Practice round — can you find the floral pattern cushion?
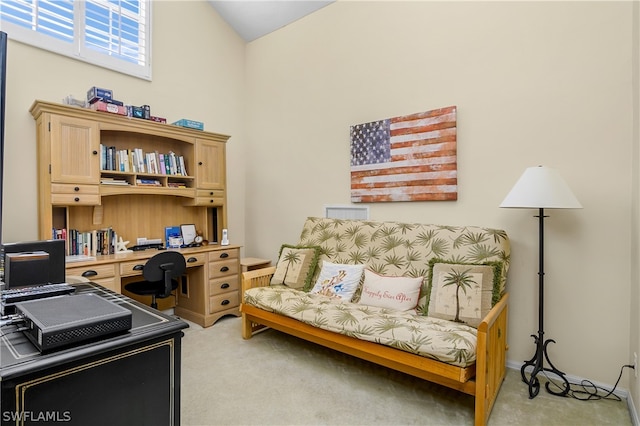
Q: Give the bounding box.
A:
[297,217,510,315]
[244,286,479,367]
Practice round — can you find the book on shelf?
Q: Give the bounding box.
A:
[167,182,187,188]
[159,153,167,174]
[136,178,161,186]
[52,226,117,256]
[100,177,130,185]
[100,144,188,177]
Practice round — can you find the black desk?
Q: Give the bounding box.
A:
[0,283,189,426]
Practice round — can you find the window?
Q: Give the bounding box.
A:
[0,0,151,80]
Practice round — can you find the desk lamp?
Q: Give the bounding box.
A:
[500,165,582,399]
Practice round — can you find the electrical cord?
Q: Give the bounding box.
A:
[0,313,27,338]
[0,313,25,328]
[542,364,633,402]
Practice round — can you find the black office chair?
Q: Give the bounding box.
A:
[124,251,186,309]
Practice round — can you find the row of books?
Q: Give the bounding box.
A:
[101,177,190,188]
[100,144,189,176]
[52,227,118,256]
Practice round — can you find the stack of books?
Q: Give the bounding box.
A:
[100,177,129,185]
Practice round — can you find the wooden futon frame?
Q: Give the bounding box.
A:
[241,266,509,426]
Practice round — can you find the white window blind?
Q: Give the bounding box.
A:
[0,0,151,80]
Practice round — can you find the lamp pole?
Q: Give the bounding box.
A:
[520,207,570,398]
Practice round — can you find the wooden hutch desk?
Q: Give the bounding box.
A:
[30,100,239,327]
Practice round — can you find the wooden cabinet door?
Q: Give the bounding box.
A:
[49,114,100,184]
[195,139,225,190]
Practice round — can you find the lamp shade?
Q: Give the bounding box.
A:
[500,166,582,209]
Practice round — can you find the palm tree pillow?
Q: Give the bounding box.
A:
[427,259,503,328]
[270,244,321,290]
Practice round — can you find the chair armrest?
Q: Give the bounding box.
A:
[241,266,277,294]
[478,292,508,332]
[475,292,509,426]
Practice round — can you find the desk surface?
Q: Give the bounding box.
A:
[0,282,189,380]
[65,244,241,268]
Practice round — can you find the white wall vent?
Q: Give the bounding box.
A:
[324,205,369,220]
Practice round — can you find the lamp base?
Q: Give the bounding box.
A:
[521,332,570,399]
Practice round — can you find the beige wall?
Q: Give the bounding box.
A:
[244,0,638,396]
[2,1,247,248]
[631,0,640,416]
[3,0,639,411]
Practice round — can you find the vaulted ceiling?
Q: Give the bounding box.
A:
[208,1,334,42]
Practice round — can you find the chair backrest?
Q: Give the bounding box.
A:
[143,251,186,297]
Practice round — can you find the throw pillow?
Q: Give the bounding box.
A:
[270,244,321,290]
[426,259,503,328]
[310,261,365,301]
[358,269,423,311]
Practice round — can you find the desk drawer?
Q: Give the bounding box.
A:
[183,252,206,266]
[209,292,239,314]
[51,184,100,205]
[91,277,119,293]
[120,259,148,277]
[209,259,239,278]
[209,248,239,262]
[209,275,239,296]
[67,263,116,280]
[52,184,100,194]
[51,193,101,206]
[194,190,225,206]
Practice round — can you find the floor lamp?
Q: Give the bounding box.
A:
[500,165,582,399]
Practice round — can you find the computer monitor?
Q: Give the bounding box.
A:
[2,239,66,288]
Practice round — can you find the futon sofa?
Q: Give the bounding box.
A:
[241,217,510,426]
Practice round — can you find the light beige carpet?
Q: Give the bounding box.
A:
[180,316,632,426]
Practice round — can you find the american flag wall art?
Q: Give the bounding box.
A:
[350,106,457,203]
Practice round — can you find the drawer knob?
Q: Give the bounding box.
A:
[187,257,197,263]
[74,197,80,202]
[133,264,144,271]
[221,299,230,306]
[74,186,80,192]
[221,283,230,289]
[209,191,214,196]
[92,150,98,155]
[198,161,203,166]
[220,253,229,258]
[220,266,229,272]
[81,270,97,277]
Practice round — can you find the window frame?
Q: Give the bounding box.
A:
[0,0,152,80]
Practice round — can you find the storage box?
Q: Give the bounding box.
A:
[128,106,145,119]
[87,86,113,104]
[172,119,204,131]
[90,101,127,116]
[150,116,167,124]
[126,105,151,120]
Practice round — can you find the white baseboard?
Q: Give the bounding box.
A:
[629,393,639,426]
